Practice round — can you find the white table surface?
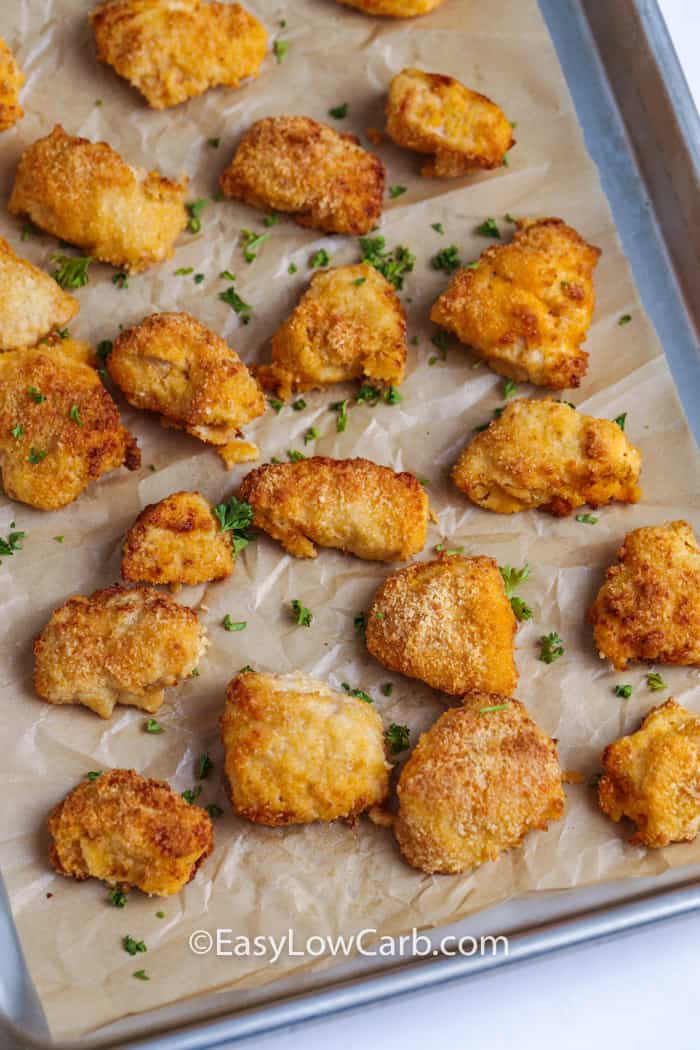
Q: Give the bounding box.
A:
[223,4,700,1048]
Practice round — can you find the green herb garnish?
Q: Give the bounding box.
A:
[291,599,313,626]
[51,253,92,289]
[385,723,410,753]
[539,632,565,664]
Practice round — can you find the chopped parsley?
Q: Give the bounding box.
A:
[186,199,208,233]
[181,786,202,805]
[28,447,47,464]
[341,682,372,703]
[329,102,349,119]
[197,753,213,779]
[502,153,509,166]
[479,702,510,715]
[576,513,598,525]
[53,535,64,543]
[96,340,113,361]
[499,561,531,617]
[86,771,103,780]
[385,723,410,753]
[646,671,666,692]
[268,397,284,413]
[431,245,461,275]
[389,185,407,199]
[51,253,92,289]
[505,213,517,224]
[220,270,236,281]
[352,277,366,286]
[208,137,221,149]
[288,262,298,274]
[331,398,349,432]
[503,379,518,399]
[206,804,224,819]
[222,615,247,632]
[435,543,464,556]
[431,330,449,360]
[614,413,627,430]
[614,684,633,699]
[476,218,501,239]
[354,612,367,636]
[112,271,128,289]
[10,424,24,439]
[68,404,83,426]
[431,222,444,234]
[263,214,278,227]
[304,426,319,445]
[144,719,164,734]
[539,632,565,664]
[380,682,394,697]
[618,314,632,326]
[194,273,205,284]
[219,284,251,322]
[287,449,305,461]
[56,327,69,339]
[123,935,147,956]
[310,248,330,269]
[273,39,289,63]
[292,398,306,411]
[240,228,270,263]
[474,406,504,432]
[290,599,313,627]
[0,530,25,561]
[359,236,415,290]
[133,970,150,981]
[213,496,255,557]
[108,889,127,908]
[28,386,46,403]
[21,220,38,241]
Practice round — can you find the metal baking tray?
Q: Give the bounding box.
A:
[2,0,699,1046]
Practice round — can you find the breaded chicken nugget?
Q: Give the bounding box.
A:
[366,555,518,696]
[598,699,700,848]
[238,456,428,561]
[452,398,642,515]
[90,0,267,109]
[386,68,514,177]
[48,769,213,896]
[0,37,23,131]
[107,312,264,461]
[430,218,601,389]
[8,125,187,272]
[257,263,406,398]
[588,521,700,671]
[219,116,385,235]
[338,0,445,14]
[34,585,207,718]
[221,671,390,826]
[122,490,234,586]
[0,235,79,351]
[0,338,139,511]
[395,695,564,874]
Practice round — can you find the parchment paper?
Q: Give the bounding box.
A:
[2,0,700,1040]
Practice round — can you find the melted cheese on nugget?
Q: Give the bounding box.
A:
[0,235,79,350]
[0,37,23,131]
[338,0,445,14]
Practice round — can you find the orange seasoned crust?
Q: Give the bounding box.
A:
[366,555,518,696]
[237,456,428,561]
[338,0,445,14]
[430,218,601,389]
[8,125,187,271]
[386,68,514,176]
[90,0,267,109]
[0,235,79,350]
[0,37,23,131]
[220,116,385,235]
[34,585,208,718]
[598,699,700,848]
[0,338,139,511]
[395,695,565,874]
[221,671,390,826]
[588,521,700,671]
[452,398,642,515]
[48,769,213,896]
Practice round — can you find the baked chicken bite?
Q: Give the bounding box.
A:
[34,585,207,718]
[337,0,445,14]
[90,0,267,110]
[386,68,514,177]
[49,769,213,896]
[395,695,565,874]
[588,521,700,671]
[598,699,700,848]
[256,263,406,398]
[219,116,385,235]
[0,235,79,351]
[8,125,187,272]
[452,398,642,515]
[0,338,139,511]
[430,218,601,389]
[107,312,264,464]
[221,671,390,826]
[366,555,518,695]
[0,37,23,131]
[122,490,235,586]
[237,456,428,561]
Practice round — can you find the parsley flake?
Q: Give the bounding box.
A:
[123,935,147,956]
[646,672,666,692]
[503,379,518,399]
[186,199,208,233]
[51,253,92,289]
[287,449,305,461]
[389,185,407,199]
[303,426,319,445]
[359,236,415,290]
[133,970,150,981]
[291,599,313,626]
[385,723,410,754]
[539,632,565,664]
[10,424,24,439]
[206,804,224,819]
[219,285,251,322]
[273,39,289,63]
[479,702,510,715]
[614,684,633,699]
[380,682,394,697]
[292,398,306,411]
[86,771,103,780]
[614,413,627,430]
[476,218,501,239]
[618,314,632,326]
[431,245,461,275]
[144,719,164,734]
[310,248,330,269]
[68,404,83,426]
[222,615,247,632]
[208,137,220,149]
[329,103,349,119]
[213,496,255,557]
[341,682,372,703]
[240,228,270,263]
[576,513,598,525]
[108,889,127,908]
[28,386,46,403]
[431,222,444,234]
[28,447,47,464]
[112,271,128,289]
[0,530,25,561]
[197,753,213,779]
[181,786,202,805]
[354,613,367,636]
[268,397,284,414]
[331,398,349,432]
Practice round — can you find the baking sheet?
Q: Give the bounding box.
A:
[2,0,700,1041]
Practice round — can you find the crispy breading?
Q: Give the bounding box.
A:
[122,490,234,586]
[256,264,406,397]
[395,694,565,874]
[386,68,514,177]
[237,456,428,561]
[0,235,79,351]
[8,125,187,272]
[90,0,267,109]
[338,0,445,14]
[0,37,23,131]
[221,671,390,826]
[219,116,385,235]
[48,769,213,896]
[366,555,518,695]
[430,218,601,389]
[452,398,642,515]
[0,338,139,511]
[598,699,700,848]
[107,312,265,453]
[588,521,700,671]
[34,585,208,718]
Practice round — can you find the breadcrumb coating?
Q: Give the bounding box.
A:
[430,218,601,389]
[0,235,79,351]
[0,37,23,131]
[588,521,700,671]
[338,0,445,14]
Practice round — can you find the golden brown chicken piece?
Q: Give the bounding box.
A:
[452,398,642,515]
[221,671,390,826]
[90,0,267,109]
[0,37,23,131]
[430,218,601,389]
[8,125,187,272]
[238,456,428,561]
[257,264,406,398]
[219,116,385,235]
[395,694,564,874]
[598,699,700,847]
[366,555,518,695]
[588,521,700,671]
[338,0,444,14]
[122,490,234,586]
[0,235,79,351]
[386,68,514,177]
[34,585,208,718]
[48,769,213,896]
[107,312,264,462]
[0,338,139,511]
